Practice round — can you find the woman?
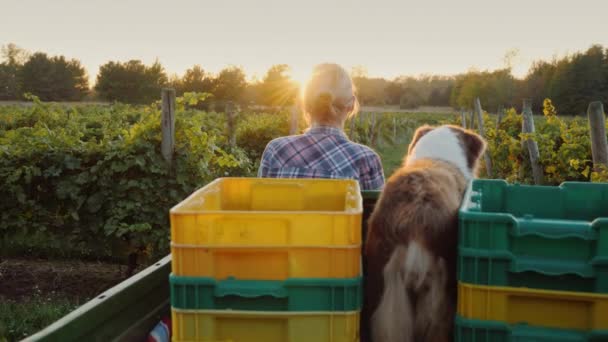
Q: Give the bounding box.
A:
[258,63,385,190]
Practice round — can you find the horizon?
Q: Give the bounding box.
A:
[2,0,608,83]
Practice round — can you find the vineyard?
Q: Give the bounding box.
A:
[0,94,446,267]
[2,95,608,264]
[466,99,608,184]
[0,95,605,266]
[1,94,608,340]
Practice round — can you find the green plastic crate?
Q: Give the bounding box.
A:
[458,179,608,293]
[170,274,362,311]
[455,316,608,342]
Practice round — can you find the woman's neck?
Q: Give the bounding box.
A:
[311,121,344,130]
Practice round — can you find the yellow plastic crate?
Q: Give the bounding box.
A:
[170,178,362,279]
[171,245,360,279]
[458,282,608,331]
[171,309,360,342]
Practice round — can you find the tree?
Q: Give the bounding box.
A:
[20,52,55,100]
[0,63,20,100]
[353,77,388,106]
[399,87,423,109]
[428,87,452,106]
[449,69,516,110]
[19,52,88,101]
[524,61,556,113]
[258,64,298,107]
[385,81,403,105]
[212,66,247,105]
[1,43,29,65]
[350,65,368,79]
[50,56,88,100]
[0,44,28,100]
[549,46,606,115]
[95,60,167,104]
[178,65,214,95]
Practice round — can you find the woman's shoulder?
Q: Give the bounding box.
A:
[266,134,304,148]
[263,134,310,156]
[345,141,382,160]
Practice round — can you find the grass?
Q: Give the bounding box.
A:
[371,111,456,178]
[377,140,408,178]
[0,296,80,341]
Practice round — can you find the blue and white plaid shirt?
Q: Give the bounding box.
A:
[257,126,385,190]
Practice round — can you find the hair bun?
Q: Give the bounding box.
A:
[312,92,336,117]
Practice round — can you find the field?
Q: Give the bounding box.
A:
[0,96,606,340]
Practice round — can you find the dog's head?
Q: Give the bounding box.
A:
[405,124,486,178]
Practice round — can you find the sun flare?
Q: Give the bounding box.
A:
[288,65,312,88]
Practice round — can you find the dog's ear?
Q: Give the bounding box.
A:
[408,125,434,155]
[459,129,486,169]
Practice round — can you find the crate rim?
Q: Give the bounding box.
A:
[171,308,360,316]
[170,242,361,249]
[170,177,364,215]
[459,281,608,300]
[458,179,608,231]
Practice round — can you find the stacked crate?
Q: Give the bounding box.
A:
[169,178,363,342]
[456,179,608,341]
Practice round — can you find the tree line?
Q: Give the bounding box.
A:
[1,43,607,114]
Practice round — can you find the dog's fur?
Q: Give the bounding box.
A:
[362,124,486,342]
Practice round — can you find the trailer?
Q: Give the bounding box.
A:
[25,191,380,342]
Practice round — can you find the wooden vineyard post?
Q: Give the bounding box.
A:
[290,105,299,135]
[474,97,493,177]
[469,109,476,130]
[496,105,504,129]
[393,116,397,141]
[358,110,364,128]
[522,99,544,185]
[587,101,608,171]
[461,109,467,128]
[161,88,176,166]
[369,112,378,148]
[225,101,237,148]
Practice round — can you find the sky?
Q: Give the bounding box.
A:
[1,0,608,84]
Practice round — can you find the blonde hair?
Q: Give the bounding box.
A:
[301,63,359,126]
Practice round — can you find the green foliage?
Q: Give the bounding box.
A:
[470,98,607,185]
[175,92,213,110]
[0,96,250,262]
[0,63,20,100]
[450,68,517,111]
[0,44,28,101]
[1,43,29,65]
[236,109,291,167]
[212,66,247,105]
[352,76,388,105]
[390,75,454,107]
[548,45,608,115]
[257,64,298,107]
[0,296,79,341]
[172,66,215,110]
[175,65,215,96]
[524,61,556,113]
[94,60,168,104]
[18,52,88,101]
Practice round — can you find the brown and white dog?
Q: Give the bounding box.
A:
[362,124,486,342]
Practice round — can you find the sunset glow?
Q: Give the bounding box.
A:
[2,0,607,82]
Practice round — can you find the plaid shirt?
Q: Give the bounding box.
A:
[257,126,385,190]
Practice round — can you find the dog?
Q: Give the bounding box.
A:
[362,124,486,342]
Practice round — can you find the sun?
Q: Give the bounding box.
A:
[289,66,311,88]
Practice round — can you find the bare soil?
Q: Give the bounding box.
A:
[0,258,133,301]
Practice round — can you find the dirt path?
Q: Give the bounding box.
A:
[0,258,132,301]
